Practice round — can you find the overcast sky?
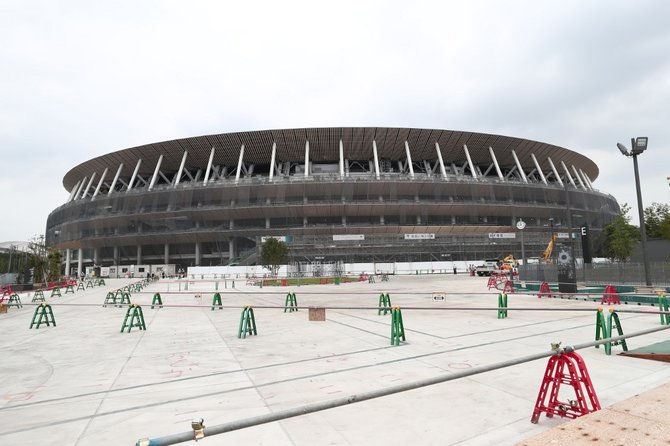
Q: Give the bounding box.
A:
[1,0,669,242]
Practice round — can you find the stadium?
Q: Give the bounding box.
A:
[45,127,620,274]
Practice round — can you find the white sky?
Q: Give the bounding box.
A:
[1,0,669,242]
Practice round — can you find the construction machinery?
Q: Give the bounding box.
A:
[541,235,558,263]
[500,254,518,271]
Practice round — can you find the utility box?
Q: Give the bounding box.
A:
[308,307,326,321]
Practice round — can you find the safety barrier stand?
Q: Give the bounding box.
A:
[659,292,669,326]
[119,292,131,306]
[76,281,85,291]
[601,285,620,305]
[538,281,551,298]
[502,280,514,294]
[96,278,106,286]
[32,289,45,303]
[30,303,56,329]
[211,292,223,311]
[7,293,22,308]
[121,304,146,332]
[497,293,508,319]
[378,293,392,315]
[284,292,298,312]
[390,306,405,346]
[50,287,61,298]
[486,276,498,289]
[238,306,257,339]
[86,280,94,289]
[64,283,75,294]
[531,343,600,423]
[151,292,163,309]
[595,307,627,355]
[103,292,117,307]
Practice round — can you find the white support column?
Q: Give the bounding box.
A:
[435,142,447,179]
[136,245,142,265]
[547,157,563,186]
[530,154,547,185]
[65,249,71,277]
[571,165,586,189]
[269,142,277,182]
[164,243,170,264]
[463,144,477,179]
[67,180,81,203]
[339,139,345,179]
[235,144,245,183]
[148,155,163,191]
[561,160,576,187]
[91,167,108,200]
[174,152,188,187]
[75,177,87,201]
[77,248,83,276]
[581,169,594,190]
[511,150,528,183]
[127,159,142,191]
[372,140,380,180]
[81,172,97,199]
[404,141,415,179]
[108,163,124,196]
[194,242,201,266]
[203,147,215,185]
[304,140,310,177]
[488,147,504,180]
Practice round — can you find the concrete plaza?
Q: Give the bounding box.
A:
[1,274,669,445]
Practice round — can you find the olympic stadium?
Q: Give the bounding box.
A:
[45,127,620,274]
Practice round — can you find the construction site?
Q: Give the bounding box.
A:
[1,273,670,445]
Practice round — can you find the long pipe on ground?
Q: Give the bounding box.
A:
[136,324,670,446]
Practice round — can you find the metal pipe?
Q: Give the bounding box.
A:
[137,324,670,446]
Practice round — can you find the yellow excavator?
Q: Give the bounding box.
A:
[500,254,518,271]
[541,235,558,263]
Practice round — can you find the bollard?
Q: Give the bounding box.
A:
[238,306,257,338]
[390,306,405,346]
[30,303,56,329]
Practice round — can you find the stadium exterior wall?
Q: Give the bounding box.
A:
[45,127,620,274]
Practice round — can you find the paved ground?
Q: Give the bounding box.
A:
[1,274,669,446]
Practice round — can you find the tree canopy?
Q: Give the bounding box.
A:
[644,202,670,240]
[260,238,289,276]
[602,204,640,262]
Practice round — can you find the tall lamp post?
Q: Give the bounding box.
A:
[617,137,651,286]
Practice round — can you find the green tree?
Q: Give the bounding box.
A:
[260,238,289,276]
[47,248,63,281]
[644,202,670,240]
[603,204,639,262]
[27,234,49,283]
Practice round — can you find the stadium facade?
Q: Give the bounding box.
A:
[45,127,620,274]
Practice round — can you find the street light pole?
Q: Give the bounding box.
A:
[617,137,651,286]
[632,151,652,286]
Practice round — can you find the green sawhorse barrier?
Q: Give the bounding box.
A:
[238,306,257,338]
[659,293,669,325]
[211,292,223,310]
[497,293,508,319]
[76,281,85,291]
[7,293,22,308]
[30,303,56,329]
[103,292,117,307]
[32,289,45,303]
[151,293,163,309]
[121,305,146,332]
[390,306,405,346]
[50,287,61,298]
[64,284,75,294]
[378,293,392,315]
[595,307,628,355]
[284,292,298,312]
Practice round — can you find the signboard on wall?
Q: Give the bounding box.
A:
[333,234,365,241]
[404,233,435,240]
[261,236,293,243]
[488,233,516,239]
